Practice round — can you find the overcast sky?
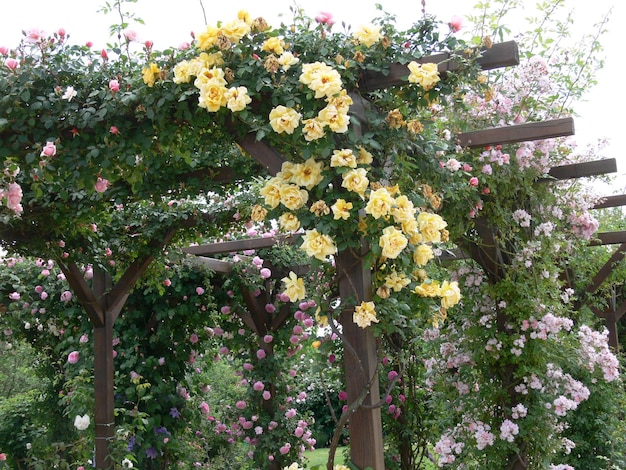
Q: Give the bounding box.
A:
[2,0,623,194]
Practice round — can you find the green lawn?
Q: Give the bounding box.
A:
[304,447,348,468]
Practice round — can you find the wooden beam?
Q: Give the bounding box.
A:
[237,133,286,176]
[191,256,233,273]
[593,194,626,209]
[585,243,626,294]
[590,232,626,246]
[183,234,298,256]
[360,41,519,91]
[457,117,575,148]
[548,158,617,180]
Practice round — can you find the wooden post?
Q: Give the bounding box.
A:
[93,268,115,468]
[336,243,385,470]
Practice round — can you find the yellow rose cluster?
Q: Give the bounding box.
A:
[413,279,462,325]
[407,61,441,91]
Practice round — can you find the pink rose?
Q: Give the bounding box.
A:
[67,351,80,364]
[123,30,138,42]
[109,79,119,92]
[109,126,119,135]
[94,176,109,193]
[199,401,210,415]
[163,279,171,287]
[0,46,8,55]
[57,28,66,38]
[178,42,190,50]
[40,141,57,157]
[79,334,89,343]
[469,176,479,187]
[190,333,199,344]
[60,291,72,302]
[8,292,20,300]
[7,183,23,214]
[196,287,205,295]
[101,49,108,60]
[315,11,335,25]
[449,15,463,32]
[144,40,153,49]
[85,41,93,48]
[0,453,6,461]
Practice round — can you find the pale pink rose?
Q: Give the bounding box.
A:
[199,401,210,415]
[449,15,463,32]
[469,176,479,186]
[79,334,89,343]
[178,42,190,50]
[8,292,20,300]
[67,351,80,364]
[256,349,266,360]
[235,400,246,410]
[4,57,18,70]
[260,267,271,279]
[25,29,44,42]
[163,279,171,287]
[90,224,97,232]
[109,79,119,92]
[315,11,335,25]
[57,28,66,38]
[196,287,205,295]
[109,126,119,135]
[60,291,72,302]
[94,176,109,193]
[0,46,8,55]
[7,183,23,214]
[40,142,57,157]
[123,30,138,42]
[189,333,199,344]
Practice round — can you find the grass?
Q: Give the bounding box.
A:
[304,447,348,468]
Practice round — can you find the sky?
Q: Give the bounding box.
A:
[1,0,623,195]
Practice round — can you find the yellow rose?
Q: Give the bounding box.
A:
[341,168,369,197]
[278,51,300,71]
[276,161,298,183]
[414,280,441,297]
[261,37,285,55]
[356,147,374,165]
[379,226,408,259]
[142,63,161,87]
[365,188,394,219]
[417,212,448,243]
[353,24,383,47]
[259,177,284,209]
[281,271,306,302]
[250,204,268,222]
[384,271,411,292]
[330,149,357,168]
[224,86,252,112]
[417,212,447,243]
[413,244,434,266]
[331,199,353,220]
[279,184,309,210]
[279,212,300,232]
[196,25,220,50]
[299,62,343,98]
[237,10,251,23]
[300,229,337,261]
[439,280,461,309]
[220,19,250,43]
[194,67,227,89]
[291,158,324,189]
[269,105,302,134]
[407,61,440,90]
[198,82,228,112]
[353,301,379,328]
[310,200,330,216]
[327,90,353,113]
[302,118,326,141]
[391,195,416,224]
[173,60,191,84]
[318,105,349,134]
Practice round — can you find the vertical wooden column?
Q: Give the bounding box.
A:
[93,268,115,469]
[337,243,385,469]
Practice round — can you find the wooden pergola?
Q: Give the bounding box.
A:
[60,36,624,469]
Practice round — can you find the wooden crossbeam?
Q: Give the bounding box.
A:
[548,158,617,180]
[456,117,575,148]
[360,41,519,91]
[591,232,626,246]
[593,194,626,209]
[183,234,297,256]
[585,243,626,295]
[237,133,286,176]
